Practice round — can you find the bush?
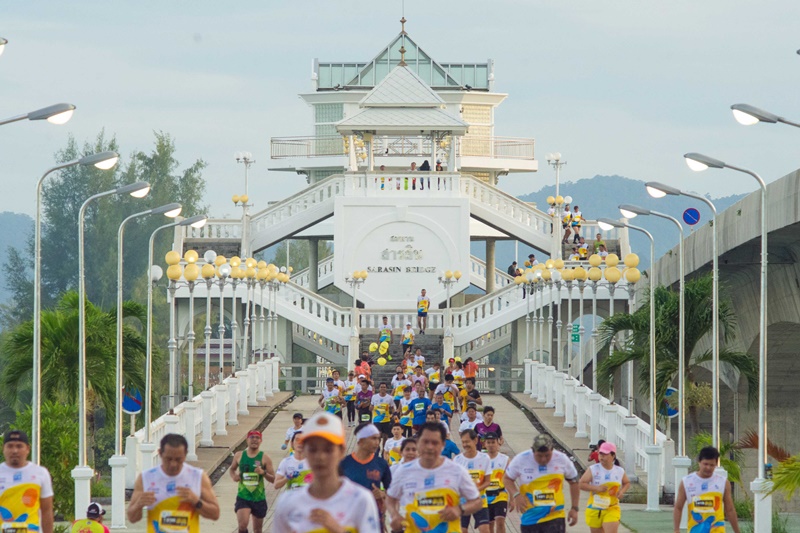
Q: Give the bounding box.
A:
[734,498,754,520]
[91,478,112,498]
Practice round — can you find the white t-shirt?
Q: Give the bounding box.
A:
[371,393,394,423]
[273,478,380,533]
[569,253,581,261]
[141,463,203,507]
[342,380,358,401]
[505,448,578,514]
[426,367,442,383]
[275,455,312,490]
[384,437,406,465]
[285,425,303,442]
[453,452,492,504]
[387,458,480,517]
[416,295,431,313]
[332,379,345,391]
[460,411,484,423]
[459,418,481,432]
[0,461,54,497]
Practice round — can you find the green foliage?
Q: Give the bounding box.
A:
[688,432,743,484]
[685,381,712,410]
[596,274,757,423]
[771,454,800,499]
[13,402,78,520]
[91,478,112,498]
[734,497,754,520]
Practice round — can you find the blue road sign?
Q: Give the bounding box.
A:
[122,387,143,415]
[659,386,679,418]
[683,208,701,226]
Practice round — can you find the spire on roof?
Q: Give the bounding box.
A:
[399,45,407,67]
[400,16,407,35]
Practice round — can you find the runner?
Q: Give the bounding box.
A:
[426,362,442,400]
[379,316,394,349]
[383,423,406,465]
[411,365,428,391]
[390,438,418,477]
[459,403,482,432]
[476,406,504,450]
[282,412,304,450]
[71,502,109,533]
[274,432,313,490]
[387,422,483,533]
[579,442,630,533]
[413,348,426,368]
[417,288,431,334]
[331,369,346,391]
[452,362,466,390]
[391,368,412,409]
[460,378,483,414]
[483,433,510,533]
[430,392,454,426]
[673,446,741,533]
[435,374,460,417]
[0,429,54,533]
[319,377,344,419]
[371,382,396,448]
[273,413,380,532]
[409,383,432,434]
[341,423,393,533]
[453,430,492,533]
[503,434,580,533]
[128,434,221,532]
[229,430,275,533]
[356,379,374,424]
[401,322,415,350]
[399,386,415,437]
[343,371,359,427]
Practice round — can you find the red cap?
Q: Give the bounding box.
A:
[247,430,262,439]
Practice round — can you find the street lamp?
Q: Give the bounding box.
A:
[599,217,659,510]
[32,150,120,463]
[73,180,150,518]
[683,152,771,530]
[201,251,217,389]
[438,269,462,337]
[216,257,231,381]
[730,103,800,129]
[0,102,76,126]
[646,179,722,452]
[0,37,7,56]
[183,250,201,399]
[143,215,207,452]
[110,202,180,527]
[586,257,603,389]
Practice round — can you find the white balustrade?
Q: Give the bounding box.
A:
[248,364,258,406]
[227,377,240,424]
[563,379,576,428]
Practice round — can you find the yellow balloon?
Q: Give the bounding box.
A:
[454,357,462,363]
[165,250,181,266]
[588,254,602,267]
[606,253,620,267]
[624,253,640,268]
[369,342,378,352]
[625,268,641,283]
[604,266,622,284]
[380,341,389,351]
[377,357,387,366]
[588,267,603,281]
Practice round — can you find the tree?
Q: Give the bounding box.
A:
[596,274,758,433]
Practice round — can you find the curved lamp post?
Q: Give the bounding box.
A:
[730,103,800,129]
[201,251,218,389]
[598,217,660,511]
[143,215,207,451]
[32,150,120,463]
[683,152,771,531]
[110,202,181,527]
[646,180,722,454]
[0,37,7,56]
[73,180,151,519]
[0,102,76,126]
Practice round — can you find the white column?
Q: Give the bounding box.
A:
[589,393,602,444]
[530,361,540,399]
[645,445,663,511]
[236,370,250,416]
[125,435,139,489]
[109,455,127,528]
[72,465,93,519]
[184,401,198,461]
[199,390,215,446]
[553,374,565,417]
[751,480,774,533]
[574,385,588,438]
[139,442,156,472]
[271,356,280,393]
[663,439,676,496]
[536,363,547,403]
[623,417,640,482]
[563,378,576,428]
[228,377,241,424]
[544,366,556,408]
[164,412,180,436]
[443,335,454,362]
[248,363,258,406]
[257,361,270,400]
[524,359,533,394]
[215,384,229,435]
[604,404,618,445]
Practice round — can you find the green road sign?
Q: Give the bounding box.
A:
[571,334,580,342]
[572,324,579,333]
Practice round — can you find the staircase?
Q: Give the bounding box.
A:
[358,333,443,385]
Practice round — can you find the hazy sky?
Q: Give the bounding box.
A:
[3,1,799,220]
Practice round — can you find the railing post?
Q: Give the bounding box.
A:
[563,378,576,427]
[236,370,250,416]
[574,384,588,438]
[257,360,271,399]
[164,411,180,436]
[524,359,533,394]
[140,441,156,472]
[536,363,547,403]
[663,439,676,496]
[604,404,619,447]
[553,373,565,417]
[227,377,240,426]
[530,361,540,399]
[589,393,602,444]
[215,384,228,436]
[622,417,639,482]
[248,363,258,406]
[125,435,139,489]
[200,390,215,446]
[544,366,556,408]
[184,401,198,461]
[645,444,663,510]
[271,356,280,393]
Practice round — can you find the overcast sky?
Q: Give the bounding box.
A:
[3,0,799,219]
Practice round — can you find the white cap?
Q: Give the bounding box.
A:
[300,412,345,446]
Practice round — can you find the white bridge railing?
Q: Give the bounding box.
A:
[125,358,280,489]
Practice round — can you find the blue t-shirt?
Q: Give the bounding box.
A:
[340,453,392,492]
[441,439,460,459]
[408,398,432,425]
[430,403,452,422]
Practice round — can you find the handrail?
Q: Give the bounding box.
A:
[249,175,345,233]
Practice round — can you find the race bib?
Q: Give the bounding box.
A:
[242,472,259,489]
[159,510,192,533]
[361,413,371,422]
[147,497,199,533]
[2,524,28,533]
[533,489,556,506]
[592,495,610,510]
[414,403,426,413]
[404,488,461,533]
[692,495,716,513]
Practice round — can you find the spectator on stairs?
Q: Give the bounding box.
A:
[571,205,584,244]
[578,238,589,260]
[598,244,609,260]
[507,261,519,277]
[463,357,479,380]
[526,253,539,267]
[593,233,606,253]
[426,362,442,399]
[378,316,393,350]
[561,205,572,243]
[569,246,581,261]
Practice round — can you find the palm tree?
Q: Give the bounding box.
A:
[596,273,757,433]
[0,290,147,413]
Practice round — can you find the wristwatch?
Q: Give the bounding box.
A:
[195,500,204,510]
[458,504,466,516]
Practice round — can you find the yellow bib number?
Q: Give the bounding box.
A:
[159,510,191,533]
[533,489,556,506]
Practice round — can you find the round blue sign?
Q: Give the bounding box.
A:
[122,387,143,415]
[683,208,701,226]
[660,386,679,419]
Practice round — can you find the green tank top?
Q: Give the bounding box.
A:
[237,451,266,501]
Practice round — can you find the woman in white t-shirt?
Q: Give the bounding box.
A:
[273,412,380,532]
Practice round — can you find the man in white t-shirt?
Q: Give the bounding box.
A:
[388,422,483,533]
[416,289,431,334]
[282,412,304,450]
[0,429,54,533]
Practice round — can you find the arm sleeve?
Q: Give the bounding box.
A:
[386,468,404,499]
[505,455,519,481]
[563,454,579,481]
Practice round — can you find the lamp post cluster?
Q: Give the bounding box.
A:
[438,269,462,337]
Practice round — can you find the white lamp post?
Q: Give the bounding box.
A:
[110,202,180,527]
[0,102,76,126]
[0,37,7,56]
[73,180,150,519]
[730,103,800,129]
[683,152,772,531]
[33,150,119,463]
[216,259,232,380]
[200,251,217,389]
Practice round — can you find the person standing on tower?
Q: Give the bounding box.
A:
[417,288,431,334]
[0,430,54,533]
[229,430,275,533]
